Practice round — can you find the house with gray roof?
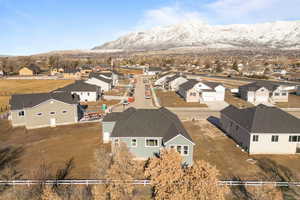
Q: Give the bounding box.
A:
[220,104,300,154]
[165,75,188,91]
[144,66,162,76]
[239,82,289,105]
[85,72,113,92]
[178,79,225,103]
[102,107,195,165]
[9,92,82,129]
[54,81,100,102]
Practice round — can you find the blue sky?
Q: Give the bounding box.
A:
[1,0,299,55]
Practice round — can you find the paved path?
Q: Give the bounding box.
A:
[113,75,154,112]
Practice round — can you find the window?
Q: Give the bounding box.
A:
[183,146,189,155]
[50,111,55,115]
[114,139,119,146]
[282,93,287,96]
[177,146,182,154]
[146,139,159,147]
[62,110,67,114]
[131,138,137,147]
[190,92,196,96]
[87,92,90,96]
[274,93,280,96]
[253,135,259,142]
[170,146,175,149]
[289,136,300,142]
[37,112,42,116]
[271,135,279,142]
[18,111,25,116]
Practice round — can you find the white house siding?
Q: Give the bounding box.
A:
[270,87,289,102]
[249,134,298,154]
[169,78,188,91]
[247,88,269,104]
[71,91,98,102]
[85,78,111,92]
[185,88,200,102]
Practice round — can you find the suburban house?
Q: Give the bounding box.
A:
[220,104,300,154]
[165,75,188,91]
[55,81,100,102]
[98,71,119,86]
[154,73,175,87]
[144,67,162,76]
[85,72,113,92]
[102,107,195,165]
[9,92,81,129]
[178,79,226,103]
[18,64,41,76]
[238,82,289,105]
[241,66,265,76]
[62,68,82,80]
[50,67,64,76]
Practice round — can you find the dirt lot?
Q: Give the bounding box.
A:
[0,120,107,179]
[276,94,300,108]
[104,86,127,96]
[155,89,207,108]
[225,91,254,108]
[183,120,300,181]
[0,79,74,112]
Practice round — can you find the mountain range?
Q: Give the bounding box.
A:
[93,20,300,52]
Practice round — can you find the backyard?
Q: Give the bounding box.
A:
[184,120,300,181]
[155,89,207,107]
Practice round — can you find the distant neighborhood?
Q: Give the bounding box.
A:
[1,54,300,199]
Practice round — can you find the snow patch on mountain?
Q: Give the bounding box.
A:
[93,20,300,51]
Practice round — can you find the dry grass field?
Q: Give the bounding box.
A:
[276,94,300,108]
[0,79,74,113]
[0,120,106,179]
[225,91,254,108]
[156,89,207,108]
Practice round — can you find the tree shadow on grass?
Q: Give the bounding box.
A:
[0,145,24,193]
[256,158,300,200]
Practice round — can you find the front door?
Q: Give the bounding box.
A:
[50,118,56,127]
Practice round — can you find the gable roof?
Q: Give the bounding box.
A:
[166,75,181,83]
[221,104,300,133]
[202,81,223,89]
[109,107,193,143]
[179,79,199,91]
[10,92,79,110]
[89,72,113,83]
[239,81,280,92]
[55,81,99,92]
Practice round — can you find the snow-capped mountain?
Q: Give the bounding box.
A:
[93,21,300,51]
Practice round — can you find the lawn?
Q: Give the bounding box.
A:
[184,120,300,181]
[276,94,300,108]
[0,79,74,112]
[155,89,207,108]
[0,120,107,179]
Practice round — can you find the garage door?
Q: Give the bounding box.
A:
[255,95,269,103]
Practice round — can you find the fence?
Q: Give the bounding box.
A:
[1,179,300,187]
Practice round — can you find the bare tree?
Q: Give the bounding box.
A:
[145,149,228,200]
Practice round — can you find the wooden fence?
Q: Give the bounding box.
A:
[1,179,300,187]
